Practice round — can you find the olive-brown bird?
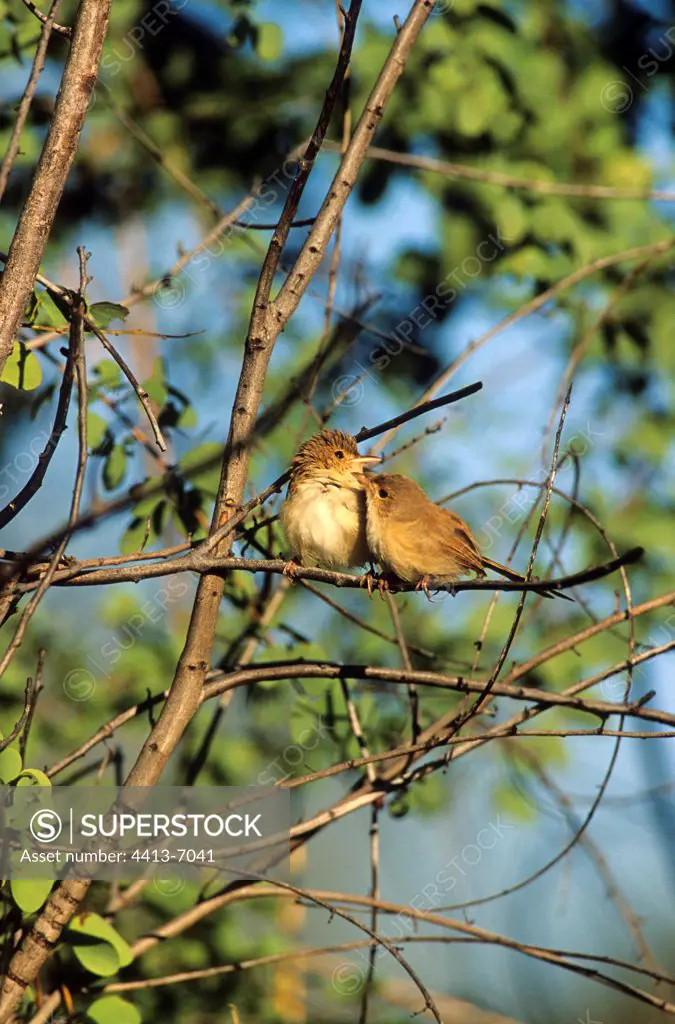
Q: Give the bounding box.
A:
[280,430,381,572]
[361,472,558,599]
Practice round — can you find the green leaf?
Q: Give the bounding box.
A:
[10,878,53,914]
[68,912,134,977]
[93,359,122,390]
[87,995,141,1024]
[409,775,446,817]
[35,291,68,328]
[0,747,23,783]
[120,517,152,556]
[256,22,283,61]
[72,942,120,977]
[89,302,130,329]
[179,442,221,491]
[103,445,127,490]
[178,403,197,429]
[493,781,536,823]
[23,290,39,326]
[143,378,167,406]
[0,342,42,391]
[15,768,51,787]
[131,492,164,518]
[86,411,109,450]
[142,357,167,406]
[388,792,410,819]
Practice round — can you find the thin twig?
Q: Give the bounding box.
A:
[44,624,675,784]
[0,0,64,202]
[333,141,675,202]
[339,679,376,784]
[369,236,675,453]
[113,885,675,1013]
[0,323,77,529]
[358,803,380,1024]
[0,676,36,754]
[27,269,168,453]
[85,315,166,452]
[18,649,45,761]
[0,248,93,1022]
[18,0,71,38]
[386,592,419,742]
[0,0,112,377]
[0,251,89,683]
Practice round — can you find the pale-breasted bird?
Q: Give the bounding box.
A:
[360,472,560,599]
[280,430,381,572]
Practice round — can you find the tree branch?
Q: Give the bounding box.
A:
[0,0,64,203]
[0,0,112,375]
[332,141,675,202]
[11,544,643,594]
[271,0,437,324]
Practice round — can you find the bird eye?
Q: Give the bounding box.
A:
[378,488,389,499]
[335,450,344,459]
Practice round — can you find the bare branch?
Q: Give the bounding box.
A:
[0,320,77,529]
[370,236,675,453]
[272,0,437,324]
[11,543,642,594]
[0,0,112,375]
[18,0,71,38]
[115,885,675,1014]
[335,141,675,202]
[0,0,64,202]
[0,248,92,1019]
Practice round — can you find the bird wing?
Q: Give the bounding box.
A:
[383,503,485,581]
[434,505,485,576]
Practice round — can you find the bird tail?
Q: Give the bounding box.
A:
[481,557,527,583]
[480,557,573,602]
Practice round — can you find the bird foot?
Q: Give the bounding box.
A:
[359,570,377,598]
[282,558,299,581]
[415,576,434,602]
[378,575,391,600]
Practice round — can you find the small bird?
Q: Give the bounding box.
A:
[280,430,381,573]
[360,472,561,599]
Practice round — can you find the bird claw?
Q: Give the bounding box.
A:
[415,576,434,602]
[378,575,391,600]
[282,558,299,581]
[359,571,376,598]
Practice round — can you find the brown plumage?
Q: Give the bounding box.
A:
[361,472,553,597]
[280,430,380,571]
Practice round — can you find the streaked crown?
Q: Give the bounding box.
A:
[290,430,362,478]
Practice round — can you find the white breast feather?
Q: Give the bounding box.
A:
[281,480,368,569]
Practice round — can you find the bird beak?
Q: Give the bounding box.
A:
[352,455,381,468]
[354,472,371,487]
[350,455,380,488]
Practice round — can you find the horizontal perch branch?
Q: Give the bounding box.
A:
[0,382,483,584]
[9,544,644,594]
[47,634,675,781]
